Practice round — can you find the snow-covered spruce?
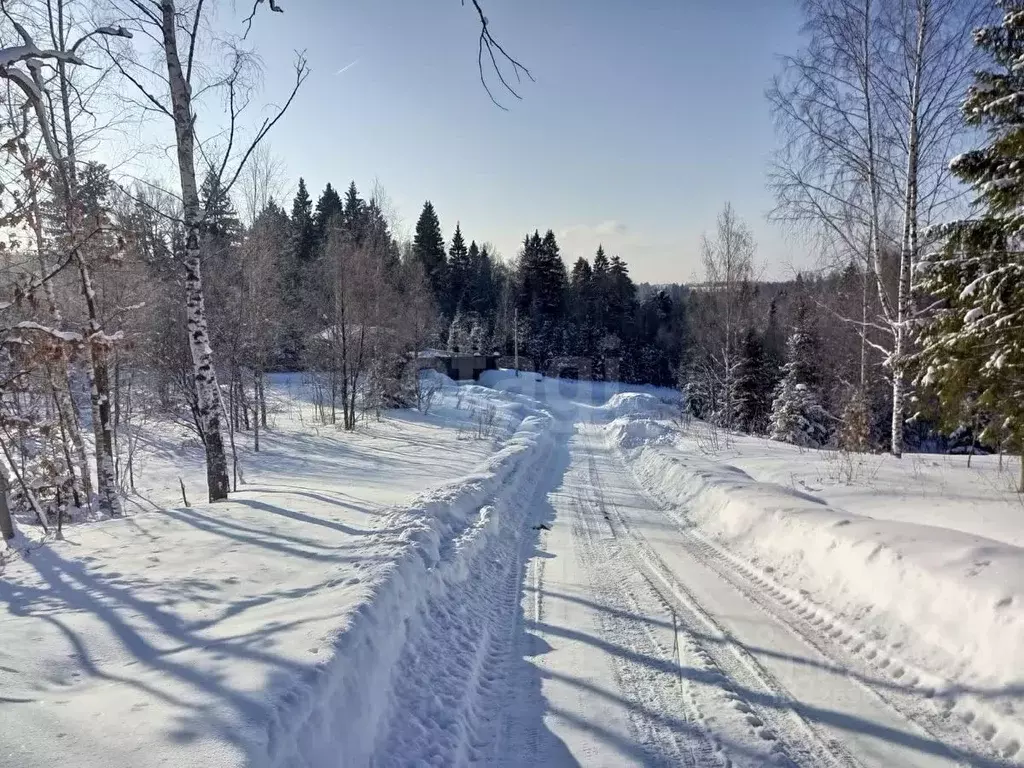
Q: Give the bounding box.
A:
[769,301,830,448]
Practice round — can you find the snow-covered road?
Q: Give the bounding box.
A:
[3,376,1018,767]
[465,400,1010,768]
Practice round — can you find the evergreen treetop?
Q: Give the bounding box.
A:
[313,183,344,247]
[413,201,448,311]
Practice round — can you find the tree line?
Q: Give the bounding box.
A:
[4,0,1024,542]
[0,0,530,537]
[688,0,1024,495]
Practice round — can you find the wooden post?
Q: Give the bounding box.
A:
[513,307,519,377]
[0,465,14,541]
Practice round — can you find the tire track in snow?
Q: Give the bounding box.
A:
[577,431,856,768]
[606,426,1017,766]
[635,499,1019,768]
[568,481,713,766]
[601,425,1006,767]
[573,475,733,765]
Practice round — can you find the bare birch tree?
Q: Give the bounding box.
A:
[103,0,307,501]
[769,0,986,455]
[0,2,131,516]
[697,202,756,428]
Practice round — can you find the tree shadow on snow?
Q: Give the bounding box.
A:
[0,543,329,759]
[497,432,581,767]
[522,591,1016,768]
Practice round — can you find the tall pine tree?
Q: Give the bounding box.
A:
[280,178,315,366]
[468,242,498,324]
[199,171,241,249]
[515,230,568,369]
[288,178,315,265]
[917,4,1024,486]
[413,201,448,315]
[313,183,344,253]
[732,328,772,434]
[342,181,367,245]
[447,223,470,314]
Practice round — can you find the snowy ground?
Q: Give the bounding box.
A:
[1,371,1022,767]
[0,375,534,768]
[672,424,1024,549]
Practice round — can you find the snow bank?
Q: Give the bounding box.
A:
[478,369,680,419]
[599,392,679,422]
[259,410,555,767]
[607,416,1024,758]
[603,411,675,447]
[0,376,547,768]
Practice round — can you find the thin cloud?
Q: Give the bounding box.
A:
[558,221,630,250]
[595,220,628,237]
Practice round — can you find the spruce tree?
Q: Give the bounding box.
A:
[199,171,241,249]
[570,256,593,288]
[468,242,497,322]
[732,328,772,434]
[289,178,315,265]
[516,231,543,316]
[280,179,315,366]
[313,183,344,252]
[447,223,470,314]
[342,181,367,245]
[413,201,448,314]
[590,245,610,331]
[463,240,481,313]
[537,230,568,319]
[769,299,830,447]
[608,254,637,338]
[568,257,595,359]
[514,230,568,369]
[592,245,610,278]
[917,4,1024,486]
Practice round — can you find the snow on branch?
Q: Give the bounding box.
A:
[0,11,137,163]
[11,322,83,344]
[0,16,85,68]
[71,26,133,55]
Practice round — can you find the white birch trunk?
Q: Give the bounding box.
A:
[160,0,230,501]
[26,181,94,506]
[891,0,927,458]
[0,462,14,541]
[72,245,122,516]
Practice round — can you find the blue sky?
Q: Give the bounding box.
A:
[243,0,809,283]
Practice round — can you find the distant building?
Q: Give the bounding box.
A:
[415,350,499,381]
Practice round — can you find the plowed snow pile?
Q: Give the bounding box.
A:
[606,409,1024,759]
[0,375,551,768]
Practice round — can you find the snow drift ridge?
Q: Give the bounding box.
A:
[256,409,555,768]
[608,416,1024,760]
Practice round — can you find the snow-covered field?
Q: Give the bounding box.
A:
[0,375,540,768]
[2,371,1022,767]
